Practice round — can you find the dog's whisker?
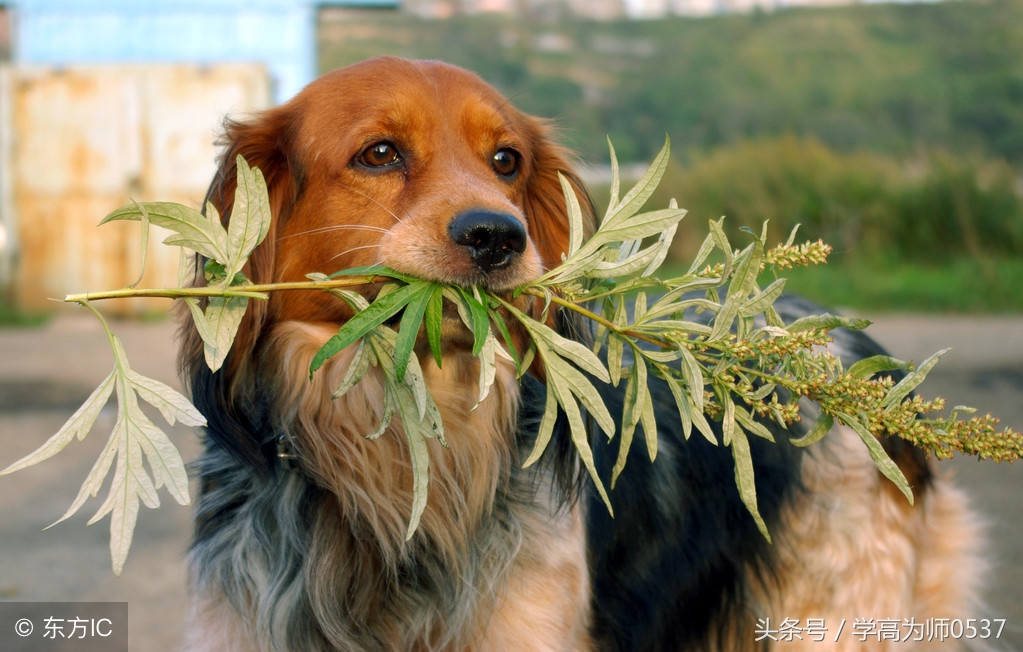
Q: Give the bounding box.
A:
[278,224,388,241]
[335,182,414,225]
[325,243,381,265]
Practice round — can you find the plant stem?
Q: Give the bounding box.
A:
[63,275,389,304]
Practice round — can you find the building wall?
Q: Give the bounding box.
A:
[0,64,271,313]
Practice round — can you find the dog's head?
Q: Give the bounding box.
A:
[184,57,596,469]
[205,56,593,321]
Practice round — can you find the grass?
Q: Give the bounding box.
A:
[770,256,1023,314]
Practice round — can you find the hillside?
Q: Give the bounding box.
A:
[320,0,1023,166]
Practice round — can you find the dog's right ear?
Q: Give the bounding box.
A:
[180,106,302,472]
[200,107,303,358]
[205,108,301,288]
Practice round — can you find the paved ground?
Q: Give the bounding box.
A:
[0,312,1020,650]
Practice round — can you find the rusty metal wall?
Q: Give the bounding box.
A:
[0,64,271,314]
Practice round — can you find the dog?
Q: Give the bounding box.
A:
[180,57,988,651]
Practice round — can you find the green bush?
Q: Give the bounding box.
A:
[650,136,1023,265]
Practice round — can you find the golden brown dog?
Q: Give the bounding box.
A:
[181,57,988,651]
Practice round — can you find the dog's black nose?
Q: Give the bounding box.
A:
[448,210,527,273]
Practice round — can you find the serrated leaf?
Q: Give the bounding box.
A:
[333,339,373,398]
[225,155,272,280]
[202,295,248,372]
[40,330,198,574]
[102,201,229,264]
[125,369,206,428]
[0,371,115,476]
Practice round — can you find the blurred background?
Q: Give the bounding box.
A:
[0,0,1020,650]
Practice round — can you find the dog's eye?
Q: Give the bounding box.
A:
[359,142,402,168]
[492,148,520,178]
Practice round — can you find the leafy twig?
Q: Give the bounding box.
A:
[3,139,1020,573]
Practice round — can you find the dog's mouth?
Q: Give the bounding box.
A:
[375,285,531,356]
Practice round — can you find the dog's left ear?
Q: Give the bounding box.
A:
[522,119,597,271]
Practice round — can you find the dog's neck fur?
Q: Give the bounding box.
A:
[186,320,591,651]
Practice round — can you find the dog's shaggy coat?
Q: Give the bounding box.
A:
[181,57,988,651]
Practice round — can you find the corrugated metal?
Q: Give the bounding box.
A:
[1,64,271,314]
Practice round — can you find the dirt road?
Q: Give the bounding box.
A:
[1,313,1020,650]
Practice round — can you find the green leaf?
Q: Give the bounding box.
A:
[738,278,787,319]
[603,136,671,229]
[562,172,587,258]
[102,201,229,264]
[39,328,195,574]
[733,406,776,443]
[424,284,445,369]
[394,282,439,382]
[310,282,422,374]
[686,230,717,276]
[606,299,628,387]
[661,372,695,440]
[0,371,115,476]
[880,349,949,412]
[225,155,272,280]
[787,313,872,333]
[456,286,491,356]
[790,412,834,448]
[846,355,908,379]
[835,412,913,504]
[523,378,560,468]
[475,329,513,409]
[708,237,764,342]
[547,370,613,517]
[606,137,622,213]
[332,339,373,399]
[731,428,771,541]
[612,350,658,486]
[202,295,249,373]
